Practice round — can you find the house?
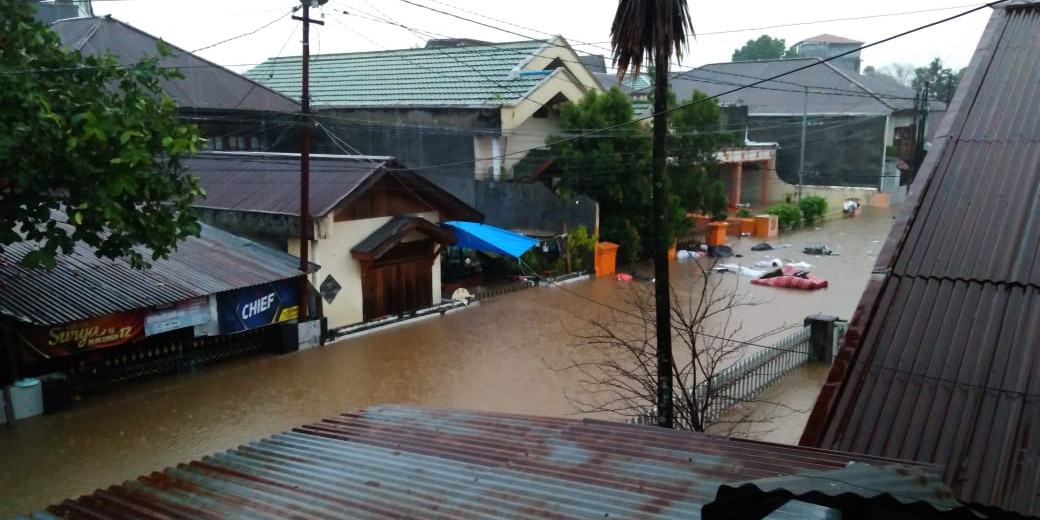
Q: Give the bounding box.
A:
[244,36,603,232]
[800,2,1040,516]
[183,152,483,330]
[31,0,92,24]
[790,34,864,74]
[32,404,990,519]
[0,221,309,406]
[663,58,942,204]
[49,15,302,153]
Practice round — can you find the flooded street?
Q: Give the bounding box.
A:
[0,206,898,517]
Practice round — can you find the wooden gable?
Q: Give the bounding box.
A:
[334,175,436,222]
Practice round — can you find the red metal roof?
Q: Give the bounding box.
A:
[30,405,931,519]
[800,3,1040,516]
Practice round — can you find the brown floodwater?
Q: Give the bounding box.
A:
[0,206,898,517]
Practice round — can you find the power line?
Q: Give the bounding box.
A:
[401,1,1005,174]
[191,9,292,54]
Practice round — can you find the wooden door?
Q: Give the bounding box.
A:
[361,241,433,321]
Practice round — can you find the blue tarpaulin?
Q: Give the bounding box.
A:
[443,221,539,258]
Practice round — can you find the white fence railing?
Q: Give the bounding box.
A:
[630,325,813,427]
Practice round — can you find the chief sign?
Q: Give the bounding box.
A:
[217,280,299,333]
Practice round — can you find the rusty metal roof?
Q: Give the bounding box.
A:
[51,16,300,113]
[0,222,303,326]
[29,405,934,519]
[801,3,1040,516]
[185,152,483,221]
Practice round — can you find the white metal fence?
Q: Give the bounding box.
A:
[630,325,814,427]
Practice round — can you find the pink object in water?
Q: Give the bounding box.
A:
[615,273,634,282]
[750,265,828,290]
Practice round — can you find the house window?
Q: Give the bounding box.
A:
[208,137,224,151]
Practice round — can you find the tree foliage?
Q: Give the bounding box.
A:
[548,88,733,264]
[1,0,204,269]
[912,57,964,104]
[731,35,797,62]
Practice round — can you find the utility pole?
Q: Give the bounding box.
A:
[293,0,325,321]
[797,85,808,202]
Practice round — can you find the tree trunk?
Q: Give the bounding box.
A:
[652,46,674,428]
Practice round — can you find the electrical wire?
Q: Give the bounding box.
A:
[191,9,293,54]
[398,1,1005,174]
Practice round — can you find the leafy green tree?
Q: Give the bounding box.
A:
[1,0,204,269]
[668,90,735,223]
[912,58,963,103]
[549,88,651,265]
[731,35,797,62]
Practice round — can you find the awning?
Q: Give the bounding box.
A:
[443,221,539,258]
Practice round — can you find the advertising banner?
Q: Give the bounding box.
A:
[145,297,211,337]
[216,279,299,333]
[17,311,144,362]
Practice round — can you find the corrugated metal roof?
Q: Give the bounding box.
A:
[184,152,483,221]
[28,405,936,519]
[667,58,915,115]
[703,463,979,519]
[0,222,303,326]
[50,16,300,113]
[801,4,1040,516]
[245,39,552,108]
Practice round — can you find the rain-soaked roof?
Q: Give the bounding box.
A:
[29,405,936,519]
[801,2,1040,516]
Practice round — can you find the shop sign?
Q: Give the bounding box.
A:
[217,279,299,333]
[18,311,144,362]
[145,297,211,336]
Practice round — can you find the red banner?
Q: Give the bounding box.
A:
[18,311,144,362]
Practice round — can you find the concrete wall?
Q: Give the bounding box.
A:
[734,164,796,208]
[315,108,500,205]
[476,181,596,235]
[290,211,441,329]
[196,209,297,250]
[503,111,559,173]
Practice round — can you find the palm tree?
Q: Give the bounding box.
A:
[611,0,694,429]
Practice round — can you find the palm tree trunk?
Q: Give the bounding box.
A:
[652,45,673,429]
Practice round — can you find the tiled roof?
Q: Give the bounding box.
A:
[50,16,300,113]
[666,58,916,116]
[245,40,554,108]
[797,34,863,45]
[594,72,652,94]
[184,152,482,221]
[31,405,934,519]
[800,3,1040,516]
[0,222,303,326]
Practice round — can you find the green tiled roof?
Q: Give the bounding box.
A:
[246,40,553,108]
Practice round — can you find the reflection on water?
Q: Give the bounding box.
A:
[0,207,897,516]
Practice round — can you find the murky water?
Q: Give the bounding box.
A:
[0,207,897,516]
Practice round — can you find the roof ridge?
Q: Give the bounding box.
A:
[260,38,550,64]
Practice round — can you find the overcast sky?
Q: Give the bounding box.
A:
[92,0,994,75]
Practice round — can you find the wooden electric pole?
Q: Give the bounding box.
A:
[293,0,325,321]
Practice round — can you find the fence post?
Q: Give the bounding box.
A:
[804,315,838,362]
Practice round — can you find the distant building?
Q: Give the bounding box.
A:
[31,0,92,24]
[791,34,863,74]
